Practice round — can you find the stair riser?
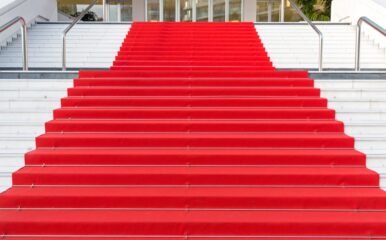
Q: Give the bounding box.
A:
[0,113,52,122]
[12,169,377,186]
[0,126,44,135]
[356,140,386,149]
[73,79,314,87]
[322,91,386,99]
[113,61,273,66]
[35,135,354,148]
[53,109,336,120]
[0,102,60,109]
[1,215,386,236]
[2,191,385,209]
[79,71,308,78]
[329,101,386,110]
[316,81,386,90]
[337,112,386,121]
[66,88,320,97]
[45,121,343,133]
[346,125,386,135]
[0,140,35,149]
[25,149,365,166]
[0,91,67,98]
[61,99,326,108]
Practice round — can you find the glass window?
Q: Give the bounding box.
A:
[196,0,209,22]
[256,0,280,22]
[164,0,176,21]
[213,0,225,22]
[180,0,193,22]
[229,0,242,22]
[107,0,132,22]
[58,0,104,21]
[147,0,160,21]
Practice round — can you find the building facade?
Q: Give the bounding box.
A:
[58,0,302,23]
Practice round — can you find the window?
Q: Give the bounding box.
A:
[213,0,226,22]
[147,0,160,21]
[196,0,209,22]
[164,0,176,21]
[229,0,242,22]
[180,0,193,22]
[107,0,132,22]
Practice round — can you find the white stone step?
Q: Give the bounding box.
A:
[322,89,386,99]
[0,121,45,135]
[345,121,386,135]
[336,109,386,121]
[0,79,73,88]
[328,99,386,110]
[0,23,130,69]
[0,90,67,98]
[255,24,386,70]
[315,80,386,90]
[355,135,386,149]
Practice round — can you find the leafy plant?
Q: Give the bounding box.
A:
[295,0,332,21]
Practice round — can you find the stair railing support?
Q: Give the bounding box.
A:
[62,0,98,71]
[0,17,28,71]
[280,0,285,22]
[288,0,324,71]
[355,16,386,71]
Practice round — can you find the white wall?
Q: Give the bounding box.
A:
[332,0,386,49]
[0,0,57,48]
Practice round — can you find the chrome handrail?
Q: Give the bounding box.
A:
[0,16,28,70]
[62,0,98,71]
[355,16,386,71]
[36,15,50,22]
[288,0,324,71]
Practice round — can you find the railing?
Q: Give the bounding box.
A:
[0,16,28,70]
[36,15,50,22]
[355,16,386,71]
[62,0,98,71]
[287,0,324,71]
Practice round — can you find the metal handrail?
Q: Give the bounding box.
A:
[62,0,98,71]
[355,16,386,71]
[36,15,50,22]
[287,0,324,71]
[0,16,28,70]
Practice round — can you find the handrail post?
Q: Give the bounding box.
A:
[318,33,323,71]
[20,21,28,71]
[0,17,29,71]
[354,17,386,71]
[62,0,98,71]
[355,21,362,71]
[287,0,324,71]
[280,0,285,22]
[62,33,67,71]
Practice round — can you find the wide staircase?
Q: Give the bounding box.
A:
[1,22,386,238]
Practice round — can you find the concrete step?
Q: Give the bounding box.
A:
[336,109,386,121]
[328,99,386,110]
[0,90,67,98]
[345,121,386,135]
[0,121,45,135]
[0,79,73,88]
[315,80,386,90]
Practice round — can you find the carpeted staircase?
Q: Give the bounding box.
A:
[1,22,386,238]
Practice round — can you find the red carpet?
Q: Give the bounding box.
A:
[1,22,386,238]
